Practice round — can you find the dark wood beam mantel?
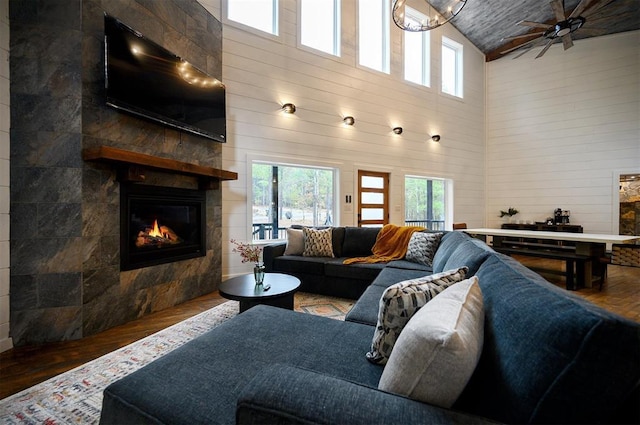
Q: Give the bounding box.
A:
[82,146,238,190]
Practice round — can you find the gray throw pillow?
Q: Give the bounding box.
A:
[405,232,443,266]
[366,266,468,364]
[284,228,304,255]
[379,276,484,408]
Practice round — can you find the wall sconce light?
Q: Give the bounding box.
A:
[282,103,296,114]
[430,134,441,142]
[343,116,355,126]
[392,127,403,135]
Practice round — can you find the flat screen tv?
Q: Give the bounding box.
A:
[104,15,226,143]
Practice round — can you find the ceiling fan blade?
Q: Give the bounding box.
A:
[517,20,551,29]
[569,0,595,18]
[550,0,567,22]
[535,39,555,59]
[582,0,616,17]
[511,38,548,59]
[561,34,574,50]
[502,31,545,41]
[500,36,544,55]
[578,27,608,35]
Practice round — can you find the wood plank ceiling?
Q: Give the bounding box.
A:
[429,0,640,61]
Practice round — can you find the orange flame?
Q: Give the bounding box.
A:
[148,220,163,238]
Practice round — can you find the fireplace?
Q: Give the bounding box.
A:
[121,184,207,270]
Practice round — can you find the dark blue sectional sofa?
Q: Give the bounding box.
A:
[100,230,640,424]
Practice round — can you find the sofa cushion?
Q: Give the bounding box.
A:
[441,238,493,276]
[456,253,640,424]
[366,267,469,364]
[405,232,443,266]
[284,228,304,255]
[342,227,380,257]
[345,267,434,326]
[331,227,346,257]
[432,231,470,273]
[303,227,334,257]
[273,255,327,275]
[386,259,433,272]
[379,276,484,408]
[324,258,386,281]
[100,306,383,425]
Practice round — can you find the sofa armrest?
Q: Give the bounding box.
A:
[236,365,497,425]
[263,242,287,272]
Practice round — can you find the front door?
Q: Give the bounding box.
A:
[357,170,389,227]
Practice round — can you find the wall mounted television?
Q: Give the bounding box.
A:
[104,14,226,143]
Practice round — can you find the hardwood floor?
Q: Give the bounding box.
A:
[1,261,638,400]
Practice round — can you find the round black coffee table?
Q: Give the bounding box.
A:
[219,273,301,313]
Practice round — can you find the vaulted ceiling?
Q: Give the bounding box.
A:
[433,0,640,61]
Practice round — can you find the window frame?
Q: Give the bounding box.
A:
[357,0,390,74]
[403,174,454,230]
[403,6,431,87]
[248,156,340,241]
[441,36,464,98]
[224,0,280,39]
[299,0,341,57]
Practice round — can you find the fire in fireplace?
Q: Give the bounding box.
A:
[121,184,206,270]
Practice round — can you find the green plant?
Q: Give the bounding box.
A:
[499,207,519,218]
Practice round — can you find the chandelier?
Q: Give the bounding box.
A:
[392,0,467,32]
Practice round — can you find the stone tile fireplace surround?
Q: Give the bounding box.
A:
[10,0,225,346]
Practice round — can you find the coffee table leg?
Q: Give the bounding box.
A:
[238,294,295,313]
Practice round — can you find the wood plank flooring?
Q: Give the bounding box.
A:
[1,261,638,400]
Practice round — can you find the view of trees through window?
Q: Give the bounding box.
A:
[252,163,335,240]
[405,176,445,230]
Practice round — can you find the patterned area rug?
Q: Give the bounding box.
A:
[0,292,354,424]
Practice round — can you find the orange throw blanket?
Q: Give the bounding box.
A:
[343,224,425,264]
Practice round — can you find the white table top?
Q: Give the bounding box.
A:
[463,228,640,244]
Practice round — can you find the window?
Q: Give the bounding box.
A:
[227,0,278,35]
[252,162,336,240]
[404,7,430,86]
[301,0,340,56]
[358,0,390,73]
[405,176,446,230]
[442,36,463,97]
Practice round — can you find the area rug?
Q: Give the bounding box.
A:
[0,292,354,424]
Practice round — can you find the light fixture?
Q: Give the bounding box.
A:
[392,0,467,32]
[430,134,441,142]
[343,116,355,126]
[393,127,403,135]
[282,103,296,114]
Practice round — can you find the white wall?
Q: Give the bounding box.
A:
[486,31,640,232]
[203,0,487,277]
[0,0,12,352]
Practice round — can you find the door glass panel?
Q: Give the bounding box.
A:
[362,208,384,220]
[361,176,384,189]
[361,192,384,204]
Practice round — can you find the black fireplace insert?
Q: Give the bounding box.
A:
[121,184,206,270]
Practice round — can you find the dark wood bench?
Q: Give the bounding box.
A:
[493,246,591,290]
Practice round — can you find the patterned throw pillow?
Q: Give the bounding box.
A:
[302,227,334,258]
[405,232,443,266]
[366,266,468,364]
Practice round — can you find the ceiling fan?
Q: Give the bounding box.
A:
[500,0,615,59]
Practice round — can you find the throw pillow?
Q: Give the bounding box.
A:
[405,232,443,266]
[302,227,334,258]
[283,228,304,256]
[378,276,484,409]
[366,266,468,364]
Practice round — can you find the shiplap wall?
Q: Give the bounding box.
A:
[197,0,487,278]
[486,31,640,232]
[0,0,11,352]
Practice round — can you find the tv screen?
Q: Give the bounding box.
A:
[104,15,226,143]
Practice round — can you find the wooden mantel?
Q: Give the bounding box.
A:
[82,146,237,190]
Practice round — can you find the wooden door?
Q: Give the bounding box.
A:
[357,170,389,227]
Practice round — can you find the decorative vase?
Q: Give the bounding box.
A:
[254,262,266,286]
